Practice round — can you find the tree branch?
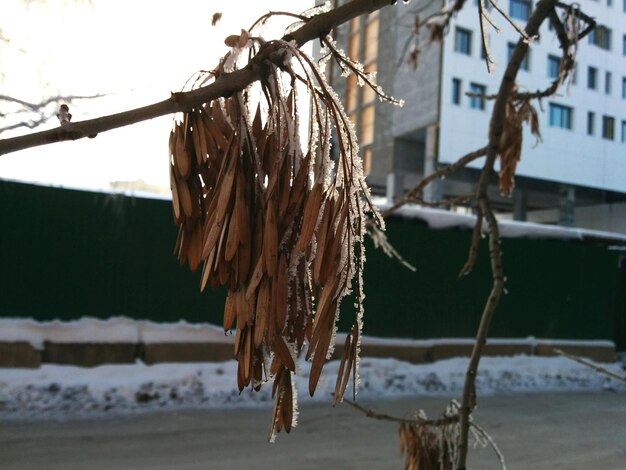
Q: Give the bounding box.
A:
[379,146,487,219]
[456,1,559,468]
[0,0,393,156]
[554,348,626,383]
[0,93,106,134]
[342,397,460,426]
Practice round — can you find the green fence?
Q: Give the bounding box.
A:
[1,180,624,348]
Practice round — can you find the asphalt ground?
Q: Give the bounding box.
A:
[1,391,625,470]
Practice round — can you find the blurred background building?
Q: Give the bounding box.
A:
[319,0,626,233]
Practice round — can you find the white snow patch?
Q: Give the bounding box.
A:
[0,355,623,421]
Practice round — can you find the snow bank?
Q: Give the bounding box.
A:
[0,355,623,421]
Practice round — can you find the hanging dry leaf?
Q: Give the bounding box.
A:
[169,29,387,440]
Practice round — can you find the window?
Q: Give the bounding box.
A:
[587,66,597,90]
[509,0,531,20]
[608,0,612,6]
[547,54,560,79]
[548,103,573,129]
[623,34,626,55]
[469,83,486,110]
[622,120,626,143]
[605,71,612,94]
[452,78,462,105]
[602,115,615,140]
[587,111,595,135]
[623,77,626,99]
[455,27,472,55]
[475,0,494,9]
[588,25,612,50]
[508,42,530,70]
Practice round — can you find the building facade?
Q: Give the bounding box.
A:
[321,0,626,232]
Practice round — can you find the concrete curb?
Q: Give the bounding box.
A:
[0,339,615,368]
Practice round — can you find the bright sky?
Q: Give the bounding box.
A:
[0,0,314,192]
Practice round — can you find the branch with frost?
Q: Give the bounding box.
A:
[342,398,460,426]
[0,0,394,156]
[370,1,577,468]
[456,2,560,467]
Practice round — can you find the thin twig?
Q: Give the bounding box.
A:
[470,422,508,470]
[553,348,626,383]
[342,398,460,426]
[379,146,487,220]
[0,93,106,134]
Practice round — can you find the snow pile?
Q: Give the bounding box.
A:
[0,355,623,421]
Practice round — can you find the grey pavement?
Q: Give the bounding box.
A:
[0,392,625,469]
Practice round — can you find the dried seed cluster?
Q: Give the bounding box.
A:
[399,403,461,470]
[169,38,382,440]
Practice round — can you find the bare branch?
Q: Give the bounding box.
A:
[379,146,487,219]
[456,1,560,467]
[554,348,626,383]
[0,0,394,156]
[0,93,105,134]
[470,422,508,470]
[342,398,460,427]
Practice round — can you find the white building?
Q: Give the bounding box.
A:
[322,0,626,232]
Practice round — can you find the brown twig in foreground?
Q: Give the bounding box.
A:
[342,398,460,427]
[456,1,560,467]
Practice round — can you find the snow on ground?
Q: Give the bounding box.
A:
[1,355,624,421]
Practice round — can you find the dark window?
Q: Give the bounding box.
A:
[605,71,612,94]
[623,34,626,55]
[469,83,486,110]
[455,28,472,55]
[622,77,626,99]
[587,111,595,135]
[549,103,573,129]
[547,54,560,79]
[588,66,598,90]
[602,115,615,140]
[508,42,529,70]
[622,120,626,143]
[452,78,462,105]
[509,0,531,20]
[588,25,612,50]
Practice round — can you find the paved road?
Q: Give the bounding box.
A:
[1,392,625,469]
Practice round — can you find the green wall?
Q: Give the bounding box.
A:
[0,181,226,324]
[1,180,623,346]
[345,217,621,344]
